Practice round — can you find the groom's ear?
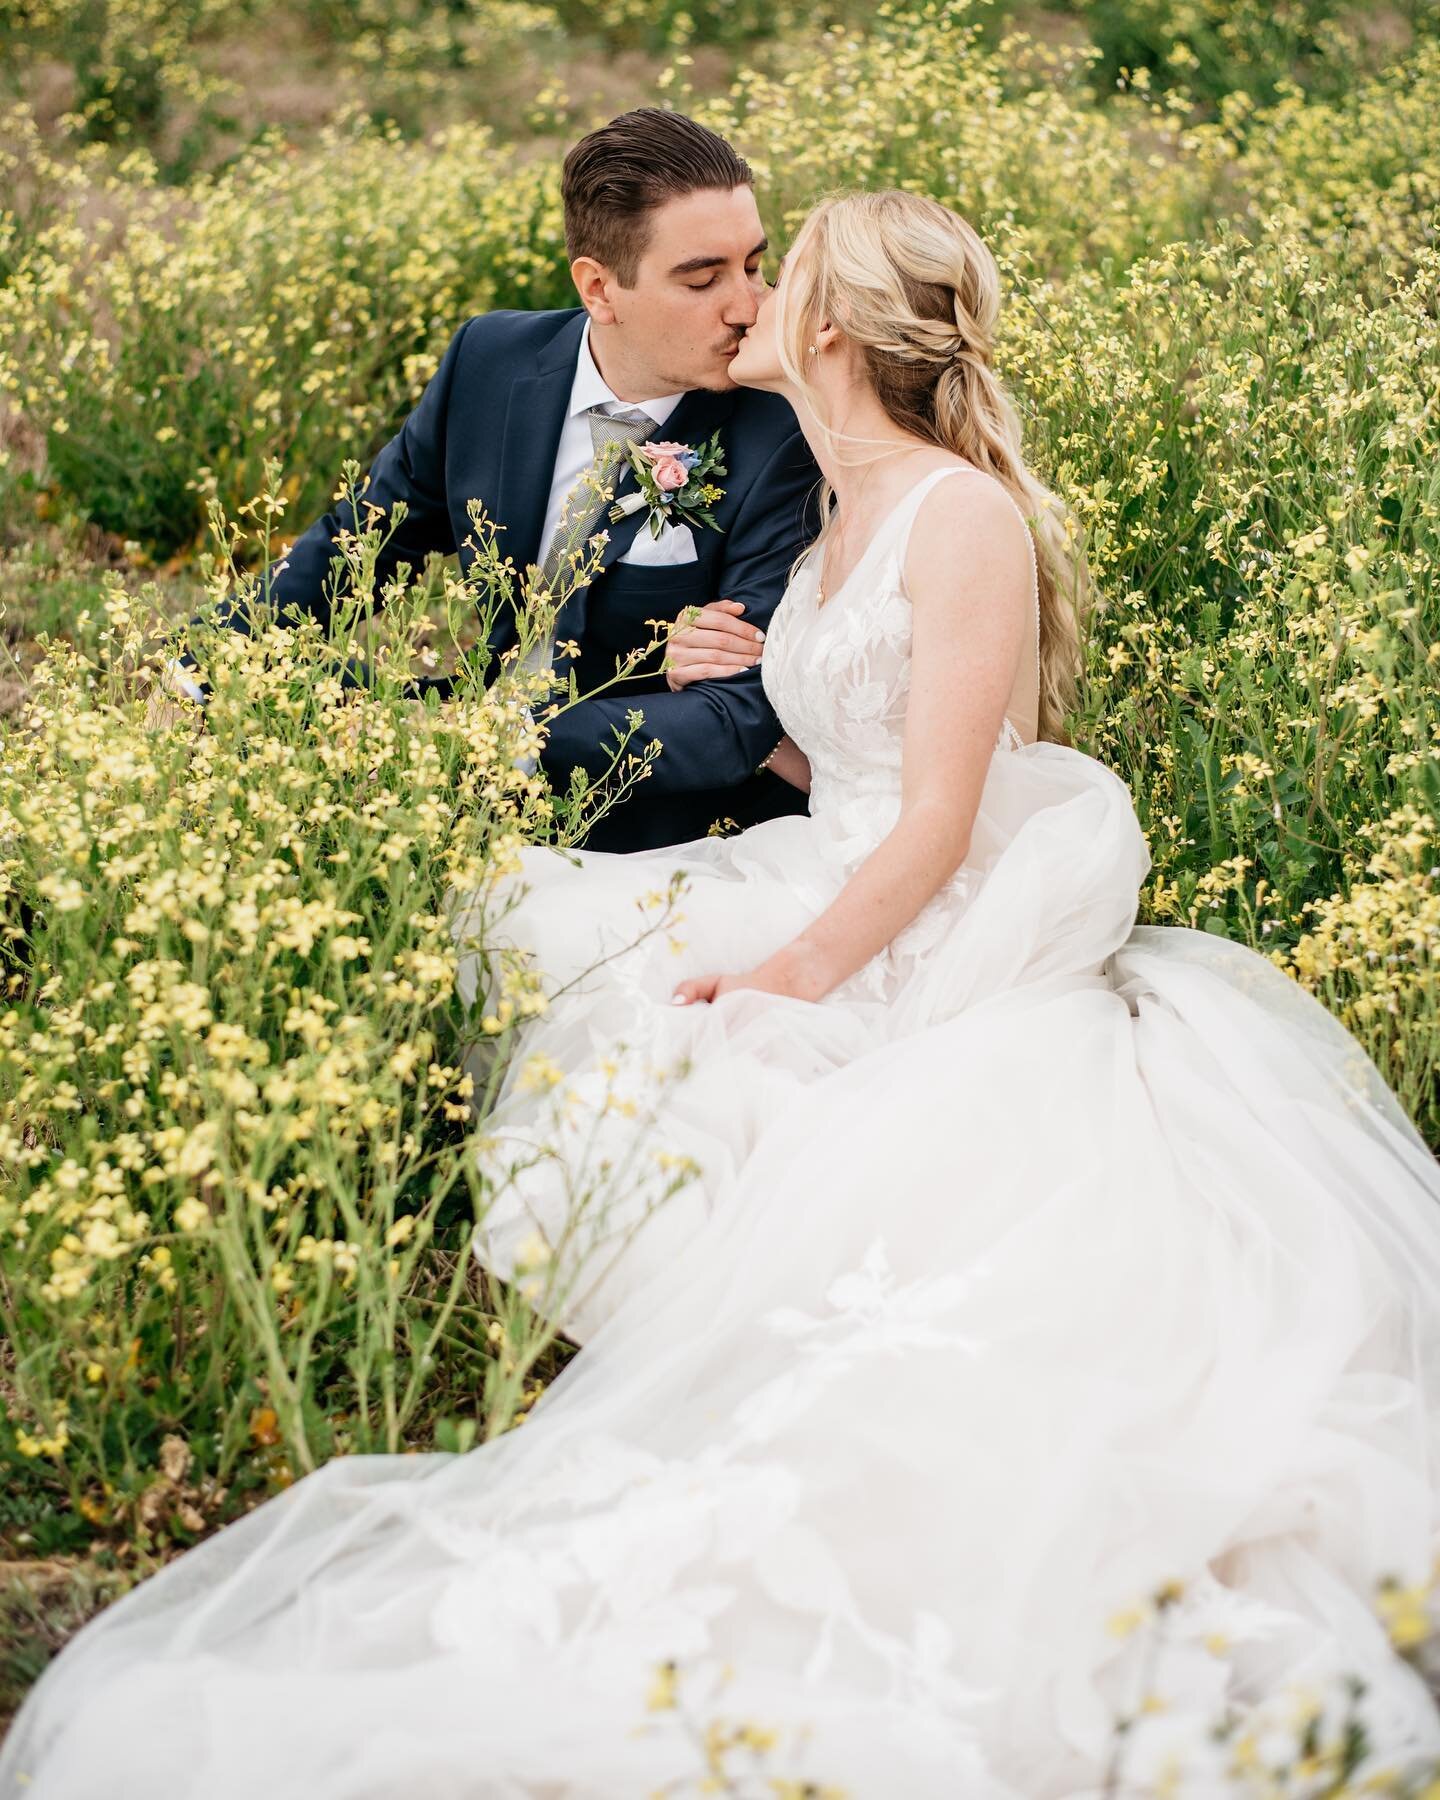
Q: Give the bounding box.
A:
[571,256,623,325]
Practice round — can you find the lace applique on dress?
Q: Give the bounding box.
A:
[760,463,1040,1004]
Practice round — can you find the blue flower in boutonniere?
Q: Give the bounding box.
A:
[607,429,727,539]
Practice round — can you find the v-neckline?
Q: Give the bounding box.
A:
[814,462,977,606]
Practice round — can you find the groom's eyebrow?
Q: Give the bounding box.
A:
[668,237,769,276]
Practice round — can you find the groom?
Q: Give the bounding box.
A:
[165,109,820,853]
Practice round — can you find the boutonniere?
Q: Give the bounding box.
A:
[608,430,727,539]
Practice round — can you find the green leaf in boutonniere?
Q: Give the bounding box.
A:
[608,429,727,540]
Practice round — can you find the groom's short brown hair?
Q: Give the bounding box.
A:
[562,108,754,288]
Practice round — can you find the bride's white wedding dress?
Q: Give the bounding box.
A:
[5,464,1440,1798]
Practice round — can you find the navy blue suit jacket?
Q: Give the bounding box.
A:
[195,307,822,851]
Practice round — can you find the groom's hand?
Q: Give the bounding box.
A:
[663,598,766,692]
[143,687,205,737]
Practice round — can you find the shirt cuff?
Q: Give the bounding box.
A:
[515,705,539,776]
[163,657,208,704]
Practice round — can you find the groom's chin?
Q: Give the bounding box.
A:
[713,358,755,393]
[712,343,756,390]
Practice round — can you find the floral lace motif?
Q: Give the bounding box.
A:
[423,1232,1009,1779]
[763,465,1038,1005]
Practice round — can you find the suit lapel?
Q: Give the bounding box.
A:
[494,311,586,578]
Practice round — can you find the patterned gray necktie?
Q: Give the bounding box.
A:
[536,403,657,601]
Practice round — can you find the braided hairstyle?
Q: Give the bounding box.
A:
[774,189,1090,746]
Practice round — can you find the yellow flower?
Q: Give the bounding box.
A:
[174,1196,210,1233]
[516,1053,564,1093]
[645,1660,678,1711]
[513,1231,551,1271]
[1377,1577,1432,1650]
[16,1420,70,1461]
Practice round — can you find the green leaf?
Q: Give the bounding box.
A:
[434,1416,478,1455]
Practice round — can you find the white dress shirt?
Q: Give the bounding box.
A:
[536,314,695,578]
[514,318,697,772]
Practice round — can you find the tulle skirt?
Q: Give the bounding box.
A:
[4,742,1439,1798]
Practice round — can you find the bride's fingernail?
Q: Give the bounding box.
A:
[672,993,689,1005]
[755,629,765,641]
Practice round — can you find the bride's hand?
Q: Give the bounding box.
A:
[671,966,796,1007]
[663,598,765,691]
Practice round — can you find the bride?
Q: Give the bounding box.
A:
[5,189,1440,1799]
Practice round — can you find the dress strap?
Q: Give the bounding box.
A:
[897,464,1043,717]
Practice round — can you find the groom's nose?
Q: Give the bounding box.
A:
[723,275,762,332]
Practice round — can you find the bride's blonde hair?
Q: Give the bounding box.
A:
[775,190,1090,745]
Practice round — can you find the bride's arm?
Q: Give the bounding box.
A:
[763,734,811,792]
[674,477,1031,1006]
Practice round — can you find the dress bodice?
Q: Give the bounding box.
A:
[760,462,1041,876]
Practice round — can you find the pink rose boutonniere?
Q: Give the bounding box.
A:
[608,429,727,539]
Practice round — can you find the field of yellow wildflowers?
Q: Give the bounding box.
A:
[1,0,1438,1765]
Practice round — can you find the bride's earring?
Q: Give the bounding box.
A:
[808,345,818,357]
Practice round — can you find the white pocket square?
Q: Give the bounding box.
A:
[619,520,699,567]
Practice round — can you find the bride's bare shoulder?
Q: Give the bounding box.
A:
[904,462,1032,609]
